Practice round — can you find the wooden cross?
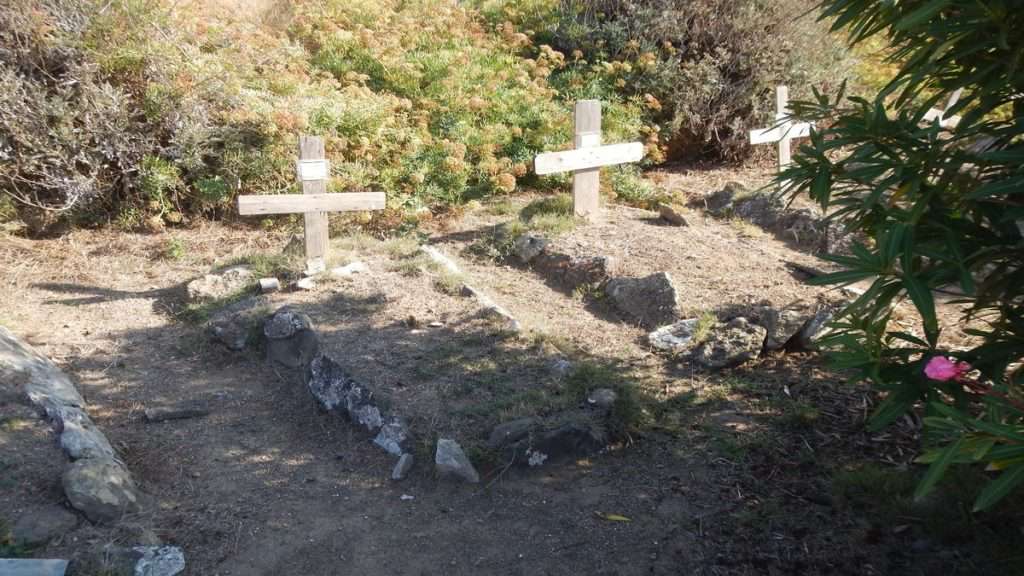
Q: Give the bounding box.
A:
[237,136,386,274]
[749,86,813,172]
[534,100,644,220]
[923,88,963,128]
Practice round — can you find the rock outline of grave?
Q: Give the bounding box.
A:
[0,326,143,525]
[511,233,617,294]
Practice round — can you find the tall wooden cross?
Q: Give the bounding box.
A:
[534,100,644,220]
[237,136,386,274]
[749,86,813,172]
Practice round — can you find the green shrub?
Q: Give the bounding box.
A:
[475,0,852,161]
[783,0,1024,511]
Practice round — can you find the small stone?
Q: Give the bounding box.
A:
[648,318,700,355]
[186,266,254,303]
[795,309,834,350]
[427,321,444,328]
[513,234,549,263]
[587,388,618,410]
[330,261,369,278]
[295,277,316,291]
[549,358,573,377]
[692,317,767,369]
[263,307,314,340]
[144,404,210,423]
[207,295,268,351]
[62,459,140,524]
[133,545,185,576]
[392,453,414,481]
[258,278,280,293]
[0,559,69,576]
[487,417,536,449]
[533,253,616,290]
[374,417,410,456]
[400,494,415,501]
[605,272,681,329]
[527,421,607,461]
[762,302,816,351]
[265,308,319,368]
[435,438,480,483]
[12,506,79,547]
[658,203,689,226]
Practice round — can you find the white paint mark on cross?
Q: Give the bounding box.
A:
[923,88,963,128]
[237,135,386,274]
[749,86,813,172]
[534,100,645,220]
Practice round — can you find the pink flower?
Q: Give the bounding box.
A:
[924,356,972,382]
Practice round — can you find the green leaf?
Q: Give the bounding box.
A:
[914,437,963,502]
[974,464,1024,512]
[902,273,938,345]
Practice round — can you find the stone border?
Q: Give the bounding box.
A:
[0,326,142,525]
[420,245,521,332]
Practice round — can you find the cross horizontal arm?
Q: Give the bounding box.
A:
[238,192,386,216]
[748,122,813,145]
[534,142,644,175]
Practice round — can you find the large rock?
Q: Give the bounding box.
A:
[63,459,141,524]
[56,406,116,460]
[795,309,834,351]
[762,302,816,351]
[487,417,537,450]
[704,181,748,216]
[264,307,320,368]
[692,317,767,369]
[186,266,254,303]
[207,295,269,351]
[304,354,382,433]
[512,234,549,263]
[0,326,85,413]
[435,438,479,483]
[605,272,681,329]
[11,505,79,547]
[648,318,700,355]
[532,253,616,290]
[373,417,410,456]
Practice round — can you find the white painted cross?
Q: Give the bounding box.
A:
[534,100,645,220]
[923,88,963,128]
[749,86,813,172]
[237,135,386,274]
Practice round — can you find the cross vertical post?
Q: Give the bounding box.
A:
[299,135,328,274]
[573,100,602,220]
[775,86,792,170]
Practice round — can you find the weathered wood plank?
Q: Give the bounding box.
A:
[535,142,644,176]
[776,85,792,168]
[300,136,329,271]
[572,100,603,220]
[748,122,813,145]
[237,192,386,216]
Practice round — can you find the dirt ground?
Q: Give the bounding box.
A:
[1,166,1019,575]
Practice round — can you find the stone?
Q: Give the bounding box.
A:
[704,182,747,216]
[762,302,816,351]
[691,317,767,369]
[587,388,618,410]
[373,417,410,456]
[732,191,784,228]
[11,506,79,547]
[304,354,382,433]
[549,358,573,377]
[0,326,84,413]
[207,295,268,351]
[532,253,616,290]
[295,277,316,291]
[265,308,319,368]
[391,453,414,481]
[143,403,210,423]
[93,546,185,576]
[525,421,607,462]
[648,318,701,355]
[512,234,549,263]
[330,261,369,278]
[658,203,689,226]
[605,272,681,329]
[264,307,313,340]
[258,277,280,293]
[57,406,116,460]
[133,545,186,576]
[186,266,254,303]
[795,309,834,351]
[487,417,536,449]
[435,438,479,483]
[62,459,141,524]
[0,559,69,576]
